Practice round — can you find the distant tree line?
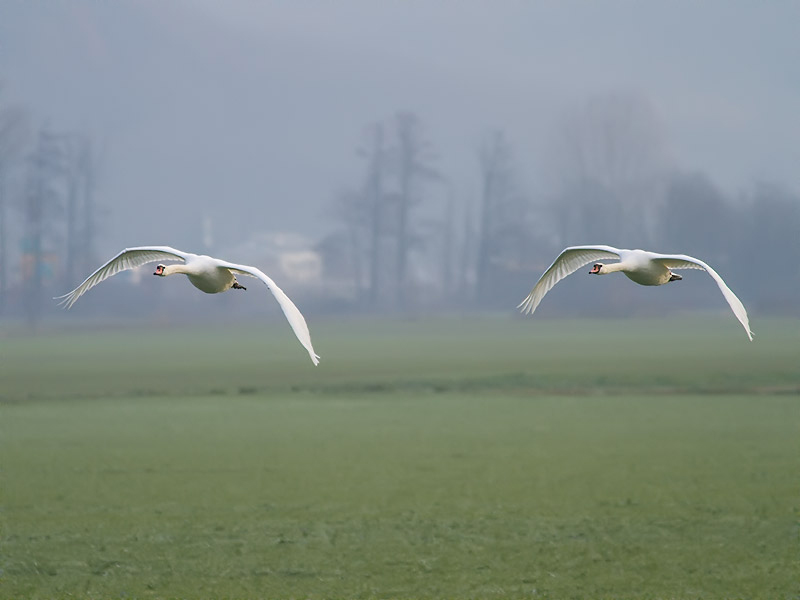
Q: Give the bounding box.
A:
[321,96,800,316]
[1,88,797,322]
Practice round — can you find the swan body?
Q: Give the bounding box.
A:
[157,256,240,294]
[518,245,753,341]
[56,246,321,365]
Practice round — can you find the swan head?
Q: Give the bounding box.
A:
[153,264,166,277]
[589,263,604,274]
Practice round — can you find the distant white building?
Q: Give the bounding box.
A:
[218,231,323,287]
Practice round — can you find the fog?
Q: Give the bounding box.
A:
[1,1,798,321]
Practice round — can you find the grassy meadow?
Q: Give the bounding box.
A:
[1,314,798,598]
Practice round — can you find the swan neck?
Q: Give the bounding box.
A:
[163,264,190,276]
[601,262,625,274]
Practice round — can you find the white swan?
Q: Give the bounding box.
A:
[56,246,321,365]
[518,245,753,340]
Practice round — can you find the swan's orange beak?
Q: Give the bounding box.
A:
[153,265,164,276]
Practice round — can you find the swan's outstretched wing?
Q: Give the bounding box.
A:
[55,246,191,309]
[651,253,753,341]
[218,260,321,366]
[518,245,622,315]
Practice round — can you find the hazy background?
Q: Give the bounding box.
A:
[1,1,798,323]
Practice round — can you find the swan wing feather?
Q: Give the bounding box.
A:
[219,261,321,366]
[518,245,622,315]
[55,246,191,309]
[652,253,753,341]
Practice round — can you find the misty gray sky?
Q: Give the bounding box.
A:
[1,1,798,261]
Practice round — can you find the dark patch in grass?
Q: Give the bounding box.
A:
[91,560,121,576]
[9,374,798,405]
[279,568,317,578]
[291,374,800,398]
[3,317,799,403]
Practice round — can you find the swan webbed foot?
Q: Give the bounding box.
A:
[232,282,247,290]
[668,272,682,282]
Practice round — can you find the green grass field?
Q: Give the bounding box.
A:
[1,315,798,598]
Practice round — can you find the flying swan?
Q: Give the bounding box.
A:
[518,245,753,340]
[56,246,321,364]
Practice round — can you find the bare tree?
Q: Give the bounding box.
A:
[474,130,529,305]
[545,93,668,247]
[325,187,367,301]
[328,114,440,311]
[360,122,389,308]
[325,122,391,310]
[391,111,439,309]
